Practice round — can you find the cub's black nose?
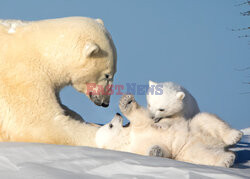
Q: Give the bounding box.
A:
[116,113,121,116]
[101,103,109,107]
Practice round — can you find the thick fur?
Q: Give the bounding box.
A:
[96,95,242,167]
[0,17,117,147]
[147,81,200,120]
[147,81,242,146]
[95,114,131,152]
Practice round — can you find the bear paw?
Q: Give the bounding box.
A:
[151,122,170,130]
[148,145,164,157]
[223,129,243,146]
[218,152,235,168]
[119,94,137,114]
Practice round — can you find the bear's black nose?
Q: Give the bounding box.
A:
[116,113,121,116]
[101,103,109,107]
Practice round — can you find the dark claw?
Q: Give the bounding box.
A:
[119,94,135,113]
[154,117,162,123]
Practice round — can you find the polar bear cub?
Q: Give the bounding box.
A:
[96,94,242,167]
[95,113,169,157]
[121,94,243,167]
[147,81,200,121]
[147,81,243,146]
[95,113,130,152]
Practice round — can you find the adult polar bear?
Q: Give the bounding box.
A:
[0,17,116,147]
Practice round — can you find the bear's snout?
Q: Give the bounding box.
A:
[101,103,109,107]
[89,93,110,107]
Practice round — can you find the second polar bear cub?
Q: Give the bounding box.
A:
[147,81,243,146]
[147,80,200,121]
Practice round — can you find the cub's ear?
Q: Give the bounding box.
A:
[95,18,104,25]
[149,80,157,86]
[176,92,185,100]
[83,42,100,58]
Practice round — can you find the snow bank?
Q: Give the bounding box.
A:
[241,128,250,135]
[0,129,249,179]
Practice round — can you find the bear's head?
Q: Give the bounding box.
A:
[95,113,123,149]
[146,81,185,120]
[38,17,117,107]
[69,18,117,107]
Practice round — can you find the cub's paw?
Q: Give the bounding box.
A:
[151,121,170,130]
[154,117,163,123]
[218,152,235,168]
[223,129,243,146]
[148,145,164,157]
[119,94,137,114]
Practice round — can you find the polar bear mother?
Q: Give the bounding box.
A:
[0,17,116,147]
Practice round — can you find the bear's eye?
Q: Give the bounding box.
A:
[159,109,165,112]
[105,74,109,79]
[109,123,113,129]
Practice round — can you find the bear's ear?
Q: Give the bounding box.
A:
[95,18,104,25]
[176,92,185,100]
[84,42,100,58]
[149,80,157,86]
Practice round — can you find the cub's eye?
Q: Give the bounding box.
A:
[105,74,109,79]
[159,109,165,112]
[109,124,113,128]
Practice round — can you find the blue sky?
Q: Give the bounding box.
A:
[1,0,249,129]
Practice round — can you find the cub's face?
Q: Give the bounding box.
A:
[147,81,185,119]
[95,113,123,148]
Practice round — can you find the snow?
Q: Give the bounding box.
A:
[0,129,249,178]
[242,128,250,135]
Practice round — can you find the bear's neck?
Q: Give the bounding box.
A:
[115,127,131,151]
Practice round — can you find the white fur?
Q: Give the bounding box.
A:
[147,81,200,119]
[0,17,117,147]
[96,114,130,151]
[147,81,243,147]
[96,95,243,167]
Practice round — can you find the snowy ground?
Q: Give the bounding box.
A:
[0,129,249,179]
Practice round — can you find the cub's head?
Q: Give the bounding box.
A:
[95,113,123,149]
[146,81,185,120]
